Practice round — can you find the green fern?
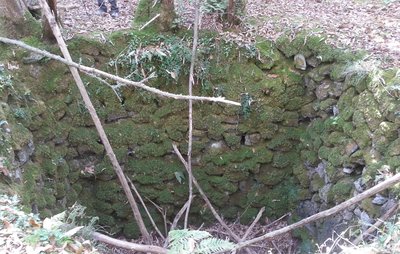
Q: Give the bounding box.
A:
[168,229,235,254]
[196,238,235,254]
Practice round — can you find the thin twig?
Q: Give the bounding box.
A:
[126,176,165,240]
[82,70,123,103]
[241,207,265,241]
[140,14,161,30]
[0,37,241,106]
[163,198,193,248]
[92,232,167,254]
[38,0,151,242]
[184,0,201,230]
[172,144,249,247]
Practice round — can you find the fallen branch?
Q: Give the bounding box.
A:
[232,173,400,251]
[38,0,151,242]
[92,232,167,254]
[0,37,241,106]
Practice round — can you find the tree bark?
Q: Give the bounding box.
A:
[0,0,28,20]
[159,0,175,31]
[42,0,57,42]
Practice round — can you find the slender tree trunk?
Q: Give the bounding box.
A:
[227,0,234,24]
[159,0,175,31]
[42,0,57,42]
[0,0,28,20]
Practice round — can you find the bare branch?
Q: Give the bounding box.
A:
[140,13,161,30]
[172,144,240,242]
[241,207,265,241]
[92,232,167,254]
[38,0,151,242]
[184,0,201,229]
[0,37,241,106]
[126,176,165,240]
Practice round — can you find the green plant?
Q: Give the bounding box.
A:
[0,66,13,94]
[201,0,228,14]
[168,229,235,254]
[240,93,253,119]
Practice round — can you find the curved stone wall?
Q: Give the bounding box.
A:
[0,31,399,241]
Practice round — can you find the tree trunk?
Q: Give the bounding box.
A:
[159,0,175,31]
[42,0,57,42]
[226,0,246,25]
[0,0,28,21]
[0,0,33,37]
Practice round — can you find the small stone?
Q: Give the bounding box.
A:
[353,207,362,217]
[319,184,332,203]
[343,167,354,174]
[381,199,396,215]
[294,54,307,70]
[23,52,45,64]
[345,141,359,156]
[372,194,388,205]
[208,141,227,152]
[244,133,261,146]
[354,177,365,193]
[306,56,321,68]
[343,210,354,221]
[315,80,333,100]
[360,211,374,230]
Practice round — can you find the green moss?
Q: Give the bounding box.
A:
[135,141,171,158]
[10,123,32,150]
[360,198,380,218]
[327,178,353,204]
[209,176,238,193]
[205,146,255,166]
[134,0,160,26]
[255,39,282,70]
[330,63,348,81]
[95,181,122,201]
[122,221,140,238]
[223,133,241,148]
[68,127,104,154]
[258,165,290,186]
[351,125,372,149]
[272,152,298,168]
[224,166,250,182]
[310,174,324,192]
[267,134,293,151]
[261,178,298,217]
[127,158,182,185]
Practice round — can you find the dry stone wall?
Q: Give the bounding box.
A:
[0,31,399,242]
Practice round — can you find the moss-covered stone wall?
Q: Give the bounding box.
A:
[0,30,399,242]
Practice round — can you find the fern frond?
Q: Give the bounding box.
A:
[195,238,235,254]
[168,229,211,250]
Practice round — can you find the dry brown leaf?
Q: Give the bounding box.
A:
[28,218,41,228]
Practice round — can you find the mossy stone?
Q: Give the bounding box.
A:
[258,165,290,186]
[360,198,381,218]
[327,178,353,204]
[127,158,182,185]
[255,39,282,70]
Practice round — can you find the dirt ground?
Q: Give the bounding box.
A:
[58,0,400,68]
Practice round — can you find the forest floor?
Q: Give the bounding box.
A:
[58,0,400,68]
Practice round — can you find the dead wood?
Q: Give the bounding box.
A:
[38,0,152,243]
[92,232,167,254]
